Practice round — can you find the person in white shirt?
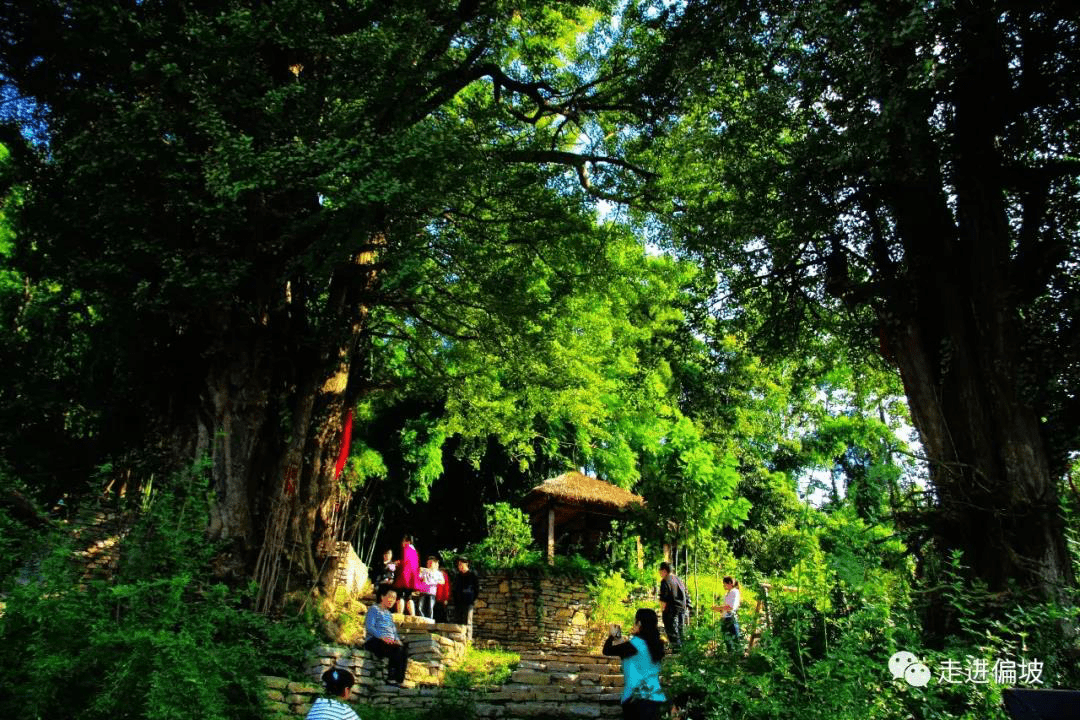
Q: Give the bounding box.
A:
[712,576,741,650]
[305,667,359,720]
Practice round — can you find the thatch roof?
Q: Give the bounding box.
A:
[523,471,645,515]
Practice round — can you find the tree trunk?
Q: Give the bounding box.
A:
[190,236,384,608]
[878,7,1073,602]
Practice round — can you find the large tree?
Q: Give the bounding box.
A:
[0,0,656,603]
[626,0,1079,599]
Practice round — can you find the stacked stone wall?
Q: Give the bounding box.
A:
[264,645,624,719]
[471,569,591,647]
[264,620,469,717]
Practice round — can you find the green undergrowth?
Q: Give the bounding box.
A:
[0,464,318,720]
[662,561,1080,720]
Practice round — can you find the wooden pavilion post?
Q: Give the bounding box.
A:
[547,506,555,566]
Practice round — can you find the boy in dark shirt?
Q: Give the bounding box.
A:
[453,556,480,641]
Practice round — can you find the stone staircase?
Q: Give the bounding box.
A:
[472,646,625,718]
[265,642,626,718]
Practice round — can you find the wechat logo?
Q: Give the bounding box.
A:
[889,650,931,687]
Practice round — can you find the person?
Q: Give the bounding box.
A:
[602,608,667,720]
[305,666,359,720]
[392,533,420,615]
[453,555,479,641]
[434,558,452,623]
[712,576,741,649]
[364,585,408,685]
[372,547,396,596]
[417,554,445,619]
[658,562,688,650]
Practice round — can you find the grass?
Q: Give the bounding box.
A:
[445,646,521,687]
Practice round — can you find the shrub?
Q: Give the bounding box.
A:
[0,463,316,720]
[466,502,536,569]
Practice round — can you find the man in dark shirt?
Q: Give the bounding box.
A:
[658,561,688,650]
[453,556,480,641]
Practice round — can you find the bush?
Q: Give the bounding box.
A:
[586,570,640,644]
[0,464,316,720]
[466,502,536,569]
[662,563,1079,720]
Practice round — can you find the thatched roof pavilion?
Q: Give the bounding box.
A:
[522,471,645,565]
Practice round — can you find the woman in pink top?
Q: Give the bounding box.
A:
[393,533,420,615]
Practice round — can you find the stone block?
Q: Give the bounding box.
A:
[535,688,575,702]
[580,664,613,673]
[264,689,284,702]
[506,702,562,717]
[505,686,539,702]
[262,675,290,690]
[510,669,550,685]
[264,700,290,714]
[546,662,580,672]
[566,704,603,717]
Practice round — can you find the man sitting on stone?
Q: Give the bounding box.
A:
[305,667,359,720]
[364,586,408,685]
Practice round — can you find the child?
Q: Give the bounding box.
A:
[417,555,445,619]
[306,666,359,720]
[372,547,396,595]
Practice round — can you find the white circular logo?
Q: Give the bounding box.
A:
[904,662,931,687]
[888,650,918,680]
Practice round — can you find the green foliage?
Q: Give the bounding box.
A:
[466,502,537,569]
[664,518,1078,720]
[0,465,316,720]
[587,570,639,632]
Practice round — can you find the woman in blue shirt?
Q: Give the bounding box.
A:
[602,608,667,720]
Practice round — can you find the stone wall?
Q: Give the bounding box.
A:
[472,569,591,647]
[264,620,469,717]
[321,540,368,600]
[264,646,625,719]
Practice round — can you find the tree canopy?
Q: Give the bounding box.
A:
[0,0,1076,627]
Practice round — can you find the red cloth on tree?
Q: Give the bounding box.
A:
[333,409,353,480]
